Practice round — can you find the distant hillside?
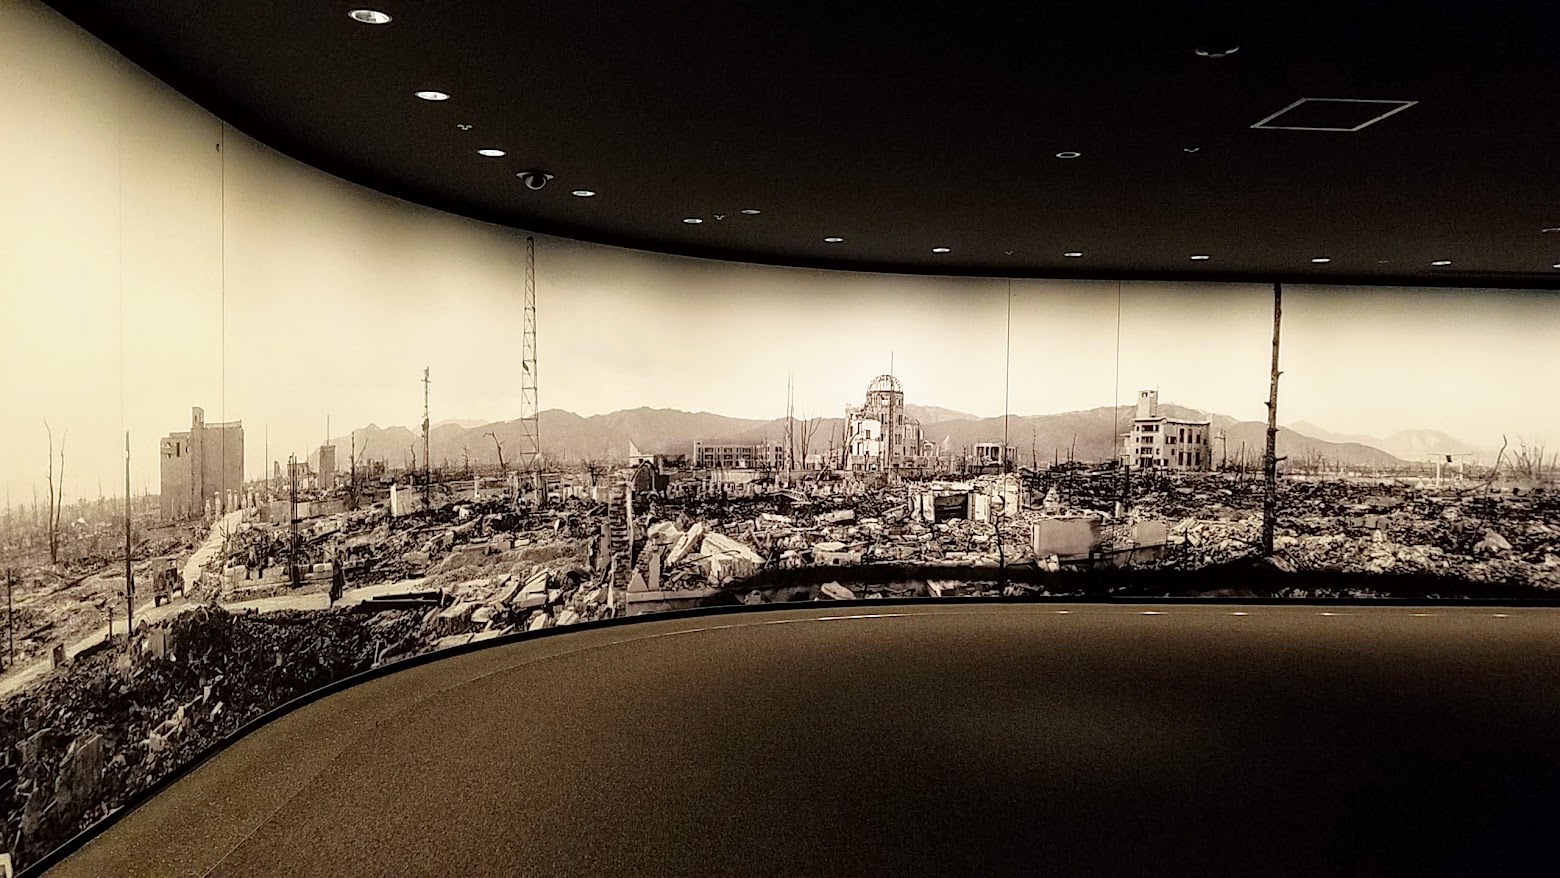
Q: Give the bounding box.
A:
[1287,420,1484,462]
[923,404,1405,469]
[316,403,1412,471]
[903,404,980,424]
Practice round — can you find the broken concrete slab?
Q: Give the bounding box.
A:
[1032,517,1102,560]
[1475,529,1513,553]
[819,582,857,600]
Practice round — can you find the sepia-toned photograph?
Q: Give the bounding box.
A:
[4,0,1560,874]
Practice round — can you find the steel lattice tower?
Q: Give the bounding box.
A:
[518,235,541,474]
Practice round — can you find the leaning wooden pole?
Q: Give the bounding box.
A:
[1262,282,1284,557]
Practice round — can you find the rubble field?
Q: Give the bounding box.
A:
[2,467,1555,870]
[0,607,426,870]
[2,524,201,674]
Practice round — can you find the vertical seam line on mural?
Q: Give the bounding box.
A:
[117,74,125,496]
[1004,279,1012,459]
[220,123,226,512]
[1113,280,1122,449]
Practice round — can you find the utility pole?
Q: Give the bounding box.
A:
[289,453,300,586]
[1262,282,1285,557]
[125,431,134,635]
[422,367,432,508]
[784,374,796,482]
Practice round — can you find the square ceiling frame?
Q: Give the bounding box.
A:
[1251,97,1418,132]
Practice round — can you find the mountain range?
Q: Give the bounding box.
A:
[1285,420,1486,462]
[311,403,1446,472]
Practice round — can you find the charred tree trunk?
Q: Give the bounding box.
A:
[1262,282,1284,557]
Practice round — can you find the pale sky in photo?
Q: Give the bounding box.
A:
[3,0,1558,507]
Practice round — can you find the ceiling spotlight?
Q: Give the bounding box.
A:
[1055,151,1082,159]
[348,9,392,25]
[477,148,506,157]
[1194,30,1241,58]
[1543,227,1560,233]
[1311,257,1331,263]
[931,247,951,253]
[571,189,596,197]
[1183,147,1200,153]
[455,123,473,131]
[1063,251,1084,258]
[414,90,450,101]
[1552,263,1560,269]
[516,170,553,190]
[683,217,703,224]
[1190,254,1211,260]
[824,237,845,243]
[740,209,762,215]
[1430,259,1452,266]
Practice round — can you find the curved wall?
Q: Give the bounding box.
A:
[3,0,1560,872]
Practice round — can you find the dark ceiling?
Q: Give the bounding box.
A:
[46,0,1560,287]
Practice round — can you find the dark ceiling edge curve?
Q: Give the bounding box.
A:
[48,4,1560,294]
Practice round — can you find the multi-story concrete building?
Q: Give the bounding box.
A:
[845,375,929,472]
[318,444,337,490]
[692,441,784,470]
[159,406,245,520]
[969,442,1018,472]
[1119,390,1210,471]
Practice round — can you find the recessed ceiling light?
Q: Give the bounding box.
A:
[1194,44,1240,58]
[477,148,506,157]
[1542,227,1560,233]
[683,217,703,224]
[1311,257,1331,263]
[571,189,596,197]
[1190,254,1211,260]
[455,123,473,131]
[1063,251,1084,258]
[1055,151,1082,159]
[1430,259,1452,266]
[740,209,761,215]
[1551,263,1560,269]
[414,90,449,101]
[931,247,951,253]
[1183,147,1200,153]
[823,237,844,243]
[348,9,392,25]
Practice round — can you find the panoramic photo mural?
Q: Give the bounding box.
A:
[2,0,1558,870]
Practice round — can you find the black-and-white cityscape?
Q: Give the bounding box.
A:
[4,39,1560,867]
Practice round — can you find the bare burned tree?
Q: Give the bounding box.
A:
[485,431,507,473]
[1262,283,1285,557]
[44,420,67,565]
[797,416,824,469]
